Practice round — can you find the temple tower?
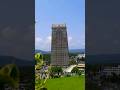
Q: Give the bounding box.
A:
[51,24,69,66]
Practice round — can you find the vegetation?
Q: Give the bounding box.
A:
[35,53,47,90]
[35,53,85,90]
[80,57,85,61]
[69,53,79,57]
[0,64,19,89]
[71,67,79,73]
[46,76,85,90]
[43,54,51,65]
[69,60,77,65]
[49,66,63,78]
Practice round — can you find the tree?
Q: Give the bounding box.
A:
[71,67,79,74]
[35,53,47,90]
[80,57,85,61]
[49,66,63,78]
[43,54,51,65]
[57,67,63,76]
[77,70,82,76]
[35,53,44,70]
[0,64,19,89]
[69,60,77,65]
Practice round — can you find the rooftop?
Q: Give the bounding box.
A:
[52,24,66,29]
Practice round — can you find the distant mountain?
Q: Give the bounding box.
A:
[0,56,34,66]
[86,54,120,64]
[35,50,49,54]
[35,49,85,54]
[69,49,85,54]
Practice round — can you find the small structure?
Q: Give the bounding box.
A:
[77,54,85,59]
[63,65,76,73]
[63,65,76,75]
[77,64,85,71]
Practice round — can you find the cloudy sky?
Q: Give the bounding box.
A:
[0,0,34,60]
[86,0,120,55]
[35,0,85,51]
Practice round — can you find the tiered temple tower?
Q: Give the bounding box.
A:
[51,24,69,66]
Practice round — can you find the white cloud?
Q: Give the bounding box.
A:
[35,36,51,51]
[35,35,85,51]
[47,36,51,41]
[46,36,51,44]
[35,37,42,43]
[68,36,72,42]
[68,36,85,49]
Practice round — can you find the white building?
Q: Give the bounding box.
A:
[63,65,77,73]
[77,54,85,59]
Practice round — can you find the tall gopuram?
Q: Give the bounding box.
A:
[51,24,69,66]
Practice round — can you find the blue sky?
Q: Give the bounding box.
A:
[35,0,85,51]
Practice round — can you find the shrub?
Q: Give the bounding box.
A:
[49,66,63,78]
[71,67,79,74]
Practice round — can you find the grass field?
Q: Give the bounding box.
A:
[46,75,85,90]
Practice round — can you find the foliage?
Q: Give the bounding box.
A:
[69,60,77,65]
[35,53,44,70]
[77,70,82,76]
[43,54,51,65]
[69,53,79,57]
[71,66,79,74]
[35,53,48,90]
[49,66,63,78]
[80,57,85,61]
[0,64,19,89]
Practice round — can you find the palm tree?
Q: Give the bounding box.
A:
[0,64,19,89]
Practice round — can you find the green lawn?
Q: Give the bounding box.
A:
[46,75,85,90]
